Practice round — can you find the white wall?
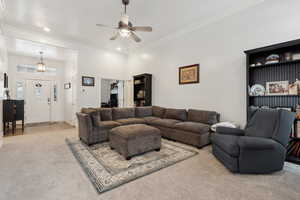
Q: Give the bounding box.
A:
[128,0,300,126]
[4,24,129,113]
[8,53,66,122]
[64,51,78,126]
[76,46,128,109]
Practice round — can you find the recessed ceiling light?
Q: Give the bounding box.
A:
[43,27,51,32]
[116,47,122,51]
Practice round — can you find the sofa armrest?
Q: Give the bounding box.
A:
[76,113,93,144]
[216,126,245,136]
[238,136,278,150]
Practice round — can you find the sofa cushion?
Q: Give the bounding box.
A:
[150,118,181,128]
[135,106,153,117]
[143,116,161,124]
[164,108,187,121]
[174,122,210,134]
[152,106,166,118]
[115,118,146,125]
[95,108,112,121]
[95,121,121,129]
[188,109,219,125]
[211,134,240,157]
[81,108,101,126]
[91,112,101,126]
[81,107,96,114]
[112,108,135,120]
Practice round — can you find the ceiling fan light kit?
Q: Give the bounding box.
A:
[119,28,131,38]
[96,0,152,43]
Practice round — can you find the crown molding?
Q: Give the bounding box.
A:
[3,24,129,57]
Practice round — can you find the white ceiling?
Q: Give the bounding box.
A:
[3,0,265,51]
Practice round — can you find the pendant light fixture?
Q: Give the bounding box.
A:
[37,51,46,72]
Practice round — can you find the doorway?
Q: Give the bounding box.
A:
[101,79,124,108]
[25,79,51,124]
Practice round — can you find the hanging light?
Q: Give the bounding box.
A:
[37,51,46,72]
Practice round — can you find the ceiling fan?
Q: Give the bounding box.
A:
[96,0,152,43]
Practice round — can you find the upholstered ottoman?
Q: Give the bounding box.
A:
[109,124,161,160]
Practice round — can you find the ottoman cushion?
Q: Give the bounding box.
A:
[109,124,161,159]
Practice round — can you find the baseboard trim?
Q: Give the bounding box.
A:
[25,121,69,127]
[64,121,76,128]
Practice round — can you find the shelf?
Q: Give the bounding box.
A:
[286,156,300,165]
[249,95,300,97]
[249,59,300,69]
[134,82,145,86]
[290,137,300,141]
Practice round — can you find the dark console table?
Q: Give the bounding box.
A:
[3,99,24,135]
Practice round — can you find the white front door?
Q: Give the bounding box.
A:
[25,80,51,123]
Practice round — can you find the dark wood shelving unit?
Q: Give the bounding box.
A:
[245,39,300,165]
[133,73,152,107]
[250,95,300,97]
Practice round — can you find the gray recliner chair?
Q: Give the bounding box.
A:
[211,109,296,174]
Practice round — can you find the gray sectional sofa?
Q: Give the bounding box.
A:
[76,106,220,148]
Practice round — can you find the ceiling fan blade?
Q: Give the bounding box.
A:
[131,26,152,32]
[130,32,141,43]
[110,32,120,40]
[96,24,117,29]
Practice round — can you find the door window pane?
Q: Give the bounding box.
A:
[16,81,24,100]
[16,64,57,75]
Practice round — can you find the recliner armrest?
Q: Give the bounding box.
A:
[238,136,278,150]
[216,126,245,136]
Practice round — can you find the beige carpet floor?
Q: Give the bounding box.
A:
[0,124,300,200]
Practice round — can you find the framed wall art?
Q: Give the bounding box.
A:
[64,83,71,89]
[82,76,95,87]
[266,81,289,95]
[179,64,199,84]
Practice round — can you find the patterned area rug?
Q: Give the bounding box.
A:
[66,138,198,194]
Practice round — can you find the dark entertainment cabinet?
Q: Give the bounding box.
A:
[245,39,300,165]
[3,99,24,135]
[133,73,152,107]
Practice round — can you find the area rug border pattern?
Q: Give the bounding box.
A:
[66,138,198,194]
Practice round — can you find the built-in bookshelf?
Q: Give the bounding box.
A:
[133,73,152,107]
[245,39,300,165]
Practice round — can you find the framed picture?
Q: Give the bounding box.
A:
[179,64,199,84]
[64,83,71,89]
[82,76,95,87]
[266,81,289,95]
